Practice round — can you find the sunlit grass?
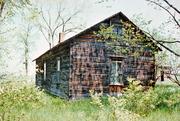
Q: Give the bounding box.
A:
[23,94,101,121]
[0,79,179,121]
[142,110,180,121]
[24,90,180,121]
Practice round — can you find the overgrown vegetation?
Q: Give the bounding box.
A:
[114,79,180,116]
[90,78,180,119]
[0,78,179,121]
[0,80,45,121]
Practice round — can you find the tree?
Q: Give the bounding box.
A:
[167,61,180,86]
[96,20,158,55]
[18,7,38,76]
[145,0,180,86]
[144,0,180,55]
[146,0,180,28]
[19,23,32,76]
[0,0,30,17]
[96,0,180,56]
[0,0,30,78]
[39,6,83,48]
[0,0,31,34]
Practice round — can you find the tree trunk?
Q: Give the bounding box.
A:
[25,42,28,76]
[0,1,5,17]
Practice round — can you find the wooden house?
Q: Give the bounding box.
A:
[35,11,159,99]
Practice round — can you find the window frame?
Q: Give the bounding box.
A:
[113,24,122,36]
[57,57,61,71]
[109,56,124,84]
[43,62,46,81]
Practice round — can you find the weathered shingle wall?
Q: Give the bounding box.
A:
[69,39,109,99]
[36,44,70,98]
[68,37,155,98]
[123,51,155,85]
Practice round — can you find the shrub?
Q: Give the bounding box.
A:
[0,80,45,121]
[90,90,141,121]
[118,78,160,116]
[90,78,180,117]
[154,85,180,110]
[115,79,180,116]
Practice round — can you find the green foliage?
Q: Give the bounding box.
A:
[0,0,31,18]
[154,85,180,110]
[89,90,104,108]
[142,110,180,121]
[0,80,45,121]
[119,79,160,116]
[90,89,141,121]
[114,79,180,116]
[95,20,157,58]
[0,78,179,121]
[90,78,180,118]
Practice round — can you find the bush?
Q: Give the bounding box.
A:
[90,78,180,118]
[90,90,141,121]
[118,79,160,116]
[154,85,180,110]
[0,80,45,121]
[116,79,180,116]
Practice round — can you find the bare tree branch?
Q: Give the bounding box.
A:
[167,74,180,86]
[40,9,53,36]
[143,30,180,57]
[163,0,180,14]
[39,7,82,48]
[64,26,83,34]
[0,1,5,17]
[156,40,180,44]
[39,25,51,48]
[147,0,180,28]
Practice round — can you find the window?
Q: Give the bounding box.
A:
[44,62,46,81]
[113,26,122,35]
[57,57,60,71]
[109,56,124,84]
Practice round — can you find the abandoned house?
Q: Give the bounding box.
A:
[35,11,160,99]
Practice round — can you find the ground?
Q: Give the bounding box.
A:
[0,78,180,121]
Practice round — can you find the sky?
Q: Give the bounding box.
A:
[32,0,180,55]
[7,0,180,77]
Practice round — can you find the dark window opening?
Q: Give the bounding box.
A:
[113,26,122,35]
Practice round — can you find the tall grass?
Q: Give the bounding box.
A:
[0,78,179,121]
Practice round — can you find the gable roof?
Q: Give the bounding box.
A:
[34,11,161,61]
